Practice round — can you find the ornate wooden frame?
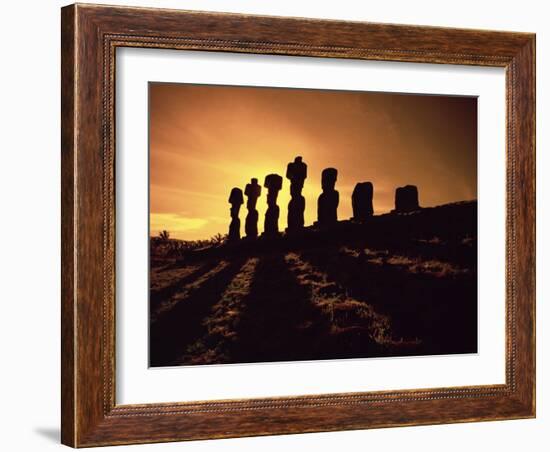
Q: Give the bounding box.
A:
[61,3,535,447]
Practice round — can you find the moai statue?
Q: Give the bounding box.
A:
[394,185,420,213]
[228,187,244,242]
[263,173,283,237]
[244,178,262,239]
[352,182,374,222]
[286,156,308,232]
[317,168,339,226]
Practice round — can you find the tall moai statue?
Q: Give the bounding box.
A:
[286,156,308,232]
[317,168,339,226]
[228,187,244,242]
[263,173,283,237]
[352,182,374,222]
[244,178,261,239]
[394,185,420,213]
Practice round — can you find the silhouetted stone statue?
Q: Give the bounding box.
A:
[228,187,244,242]
[352,182,374,222]
[263,173,283,237]
[394,185,420,213]
[317,168,339,226]
[286,156,308,232]
[244,178,261,239]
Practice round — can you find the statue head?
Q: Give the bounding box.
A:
[228,187,244,206]
[321,168,338,191]
[264,174,283,192]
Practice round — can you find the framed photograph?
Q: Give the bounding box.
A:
[61,3,535,447]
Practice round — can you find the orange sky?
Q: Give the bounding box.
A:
[149,83,477,241]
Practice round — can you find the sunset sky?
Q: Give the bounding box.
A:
[149,83,477,241]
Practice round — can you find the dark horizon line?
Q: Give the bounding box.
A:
[150,198,478,241]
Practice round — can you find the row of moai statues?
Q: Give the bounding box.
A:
[227,156,419,241]
[227,156,311,242]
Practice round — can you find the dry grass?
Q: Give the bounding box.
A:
[285,252,394,346]
[150,264,201,293]
[340,246,469,278]
[150,201,477,366]
[151,260,230,322]
[181,258,259,364]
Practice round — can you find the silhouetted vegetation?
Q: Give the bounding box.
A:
[150,233,228,264]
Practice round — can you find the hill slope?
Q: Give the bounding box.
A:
[150,201,477,367]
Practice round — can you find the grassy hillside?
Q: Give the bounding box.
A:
[149,201,477,367]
